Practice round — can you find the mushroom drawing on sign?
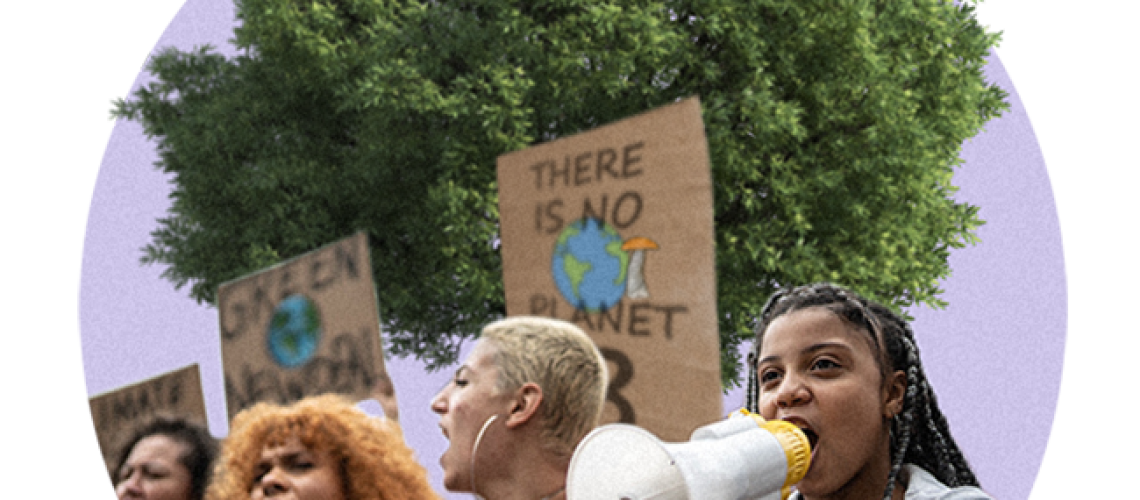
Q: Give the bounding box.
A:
[621,237,659,299]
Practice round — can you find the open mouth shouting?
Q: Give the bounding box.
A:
[801,427,819,450]
[781,417,819,458]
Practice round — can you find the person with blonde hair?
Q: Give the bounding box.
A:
[431,316,608,500]
[207,394,438,500]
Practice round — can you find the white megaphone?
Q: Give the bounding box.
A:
[567,410,811,500]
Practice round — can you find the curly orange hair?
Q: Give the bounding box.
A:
[206,394,439,500]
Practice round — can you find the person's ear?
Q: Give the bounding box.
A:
[883,370,906,419]
[505,382,544,428]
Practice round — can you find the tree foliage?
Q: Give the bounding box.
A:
[114,0,1007,385]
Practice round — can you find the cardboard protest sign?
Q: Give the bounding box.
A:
[88,364,208,474]
[497,97,722,441]
[217,231,390,420]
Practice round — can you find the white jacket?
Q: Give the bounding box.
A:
[787,464,993,500]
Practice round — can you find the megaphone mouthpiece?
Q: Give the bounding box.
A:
[567,411,811,500]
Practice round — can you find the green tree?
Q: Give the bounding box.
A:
[114,0,1007,385]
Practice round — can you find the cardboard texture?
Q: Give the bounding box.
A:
[88,364,208,475]
[216,231,390,420]
[497,97,722,441]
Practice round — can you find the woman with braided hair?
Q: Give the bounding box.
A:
[746,283,991,500]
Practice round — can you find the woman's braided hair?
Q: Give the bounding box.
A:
[745,283,979,499]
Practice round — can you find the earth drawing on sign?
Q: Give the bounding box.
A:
[267,294,322,368]
[552,218,660,312]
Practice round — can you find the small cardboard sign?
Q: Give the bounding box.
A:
[88,364,208,474]
[497,97,723,441]
[217,231,390,420]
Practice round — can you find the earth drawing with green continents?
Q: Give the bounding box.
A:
[267,294,323,368]
[552,218,660,312]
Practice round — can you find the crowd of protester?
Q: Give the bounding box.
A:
[107,285,992,500]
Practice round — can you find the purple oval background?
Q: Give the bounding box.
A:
[80,1,1064,499]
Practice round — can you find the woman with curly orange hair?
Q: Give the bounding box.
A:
[206,394,439,500]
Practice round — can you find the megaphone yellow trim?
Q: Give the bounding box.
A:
[735,409,813,494]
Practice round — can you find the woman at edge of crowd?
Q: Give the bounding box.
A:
[113,414,218,500]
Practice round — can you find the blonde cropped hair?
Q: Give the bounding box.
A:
[205,394,438,500]
[480,316,608,457]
